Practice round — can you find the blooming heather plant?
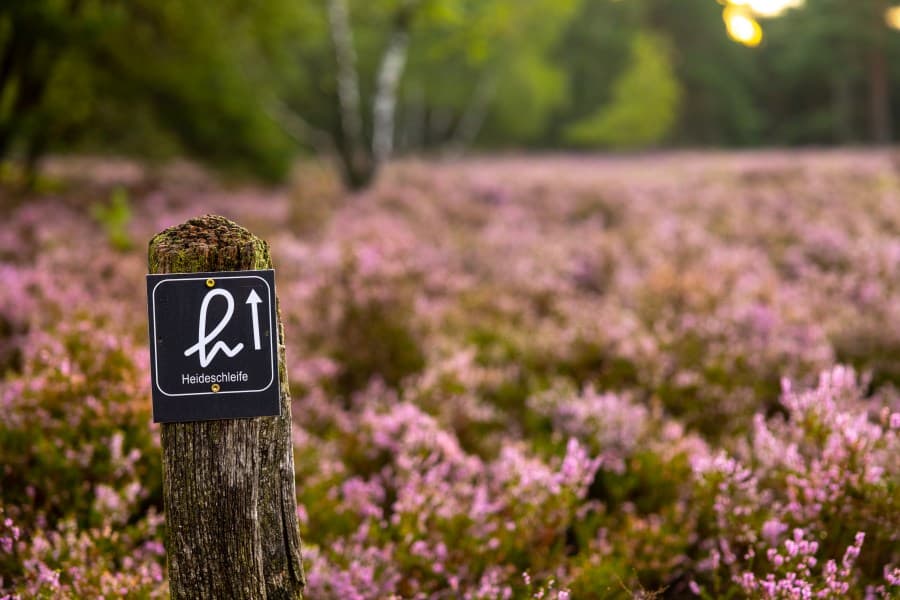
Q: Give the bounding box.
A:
[691,367,900,598]
[2,152,900,597]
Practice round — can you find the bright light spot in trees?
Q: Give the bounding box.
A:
[723,0,803,18]
[749,0,803,18]
[887,6,900,30]
[724,7,763,47]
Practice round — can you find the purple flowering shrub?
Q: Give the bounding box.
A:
[1,203,165,597]
[691,367,900,598]
[2,152,900,598]
[295,386,600,598]
[290,238,428,395]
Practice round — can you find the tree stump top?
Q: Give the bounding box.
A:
[149,215,271,274]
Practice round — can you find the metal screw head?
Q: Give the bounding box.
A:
[206,278,215,288]
[211,383,221,393]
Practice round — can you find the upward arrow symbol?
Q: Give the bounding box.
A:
[246,289,263,350]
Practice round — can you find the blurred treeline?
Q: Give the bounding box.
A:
[2,0,899,186]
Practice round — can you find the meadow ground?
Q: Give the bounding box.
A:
[1,151,899,598]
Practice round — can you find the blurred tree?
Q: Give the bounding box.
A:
[321,0,416,187]
[867,0,892,143]
[454,0,580,147]
[7,0,900,187]
[564,31,682,148]
[766,0,897,143]
[274,0,426,189]
[717,0,900,144]
[749,0,862,144]
[653,0,764,145]
[552,0,764,147]
[0,0,296,183]
[274,0,579,189]
[0,0,84,177]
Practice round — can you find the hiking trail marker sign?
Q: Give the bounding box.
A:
[147,269,281,423]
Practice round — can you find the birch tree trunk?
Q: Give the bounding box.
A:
[148,215,305,600]
[373,27,410,165]
[327,0,374,188]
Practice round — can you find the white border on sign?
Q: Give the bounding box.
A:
[151,275,277,397]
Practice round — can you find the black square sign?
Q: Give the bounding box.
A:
[146,269,281,423]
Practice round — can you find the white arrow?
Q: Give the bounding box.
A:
[246,289,263,350]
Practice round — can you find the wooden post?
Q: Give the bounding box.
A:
[148,215,305,599]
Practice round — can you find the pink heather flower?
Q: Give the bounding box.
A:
[35,563,60,590]
[340,477,385,520]
[843,533,865,567]
[740,572,757,589]
[761,518,788,545]
[142,540,165,556]
[556,438,601,490]
[410,540,428,556]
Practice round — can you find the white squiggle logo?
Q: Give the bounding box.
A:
[184,289,245,367]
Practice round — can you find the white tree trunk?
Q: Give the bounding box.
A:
[372,29,409,165]
[326,0,365,157]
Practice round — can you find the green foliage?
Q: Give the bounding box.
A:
[489,53,568,141]
[0,0,296,181]
[90,187,133,252]
[474,0,580,143]
[565,32,681,149]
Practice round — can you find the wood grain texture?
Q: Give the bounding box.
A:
[148,215,304,600]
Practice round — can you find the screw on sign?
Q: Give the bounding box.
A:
[147,270,280,422]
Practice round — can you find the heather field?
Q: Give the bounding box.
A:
[2,151,900,599]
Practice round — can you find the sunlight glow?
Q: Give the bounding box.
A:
[887,6,900,30]
[724,7,763,47]
[725,0,804,18]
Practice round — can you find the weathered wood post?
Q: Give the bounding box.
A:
[147,215,304,599]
